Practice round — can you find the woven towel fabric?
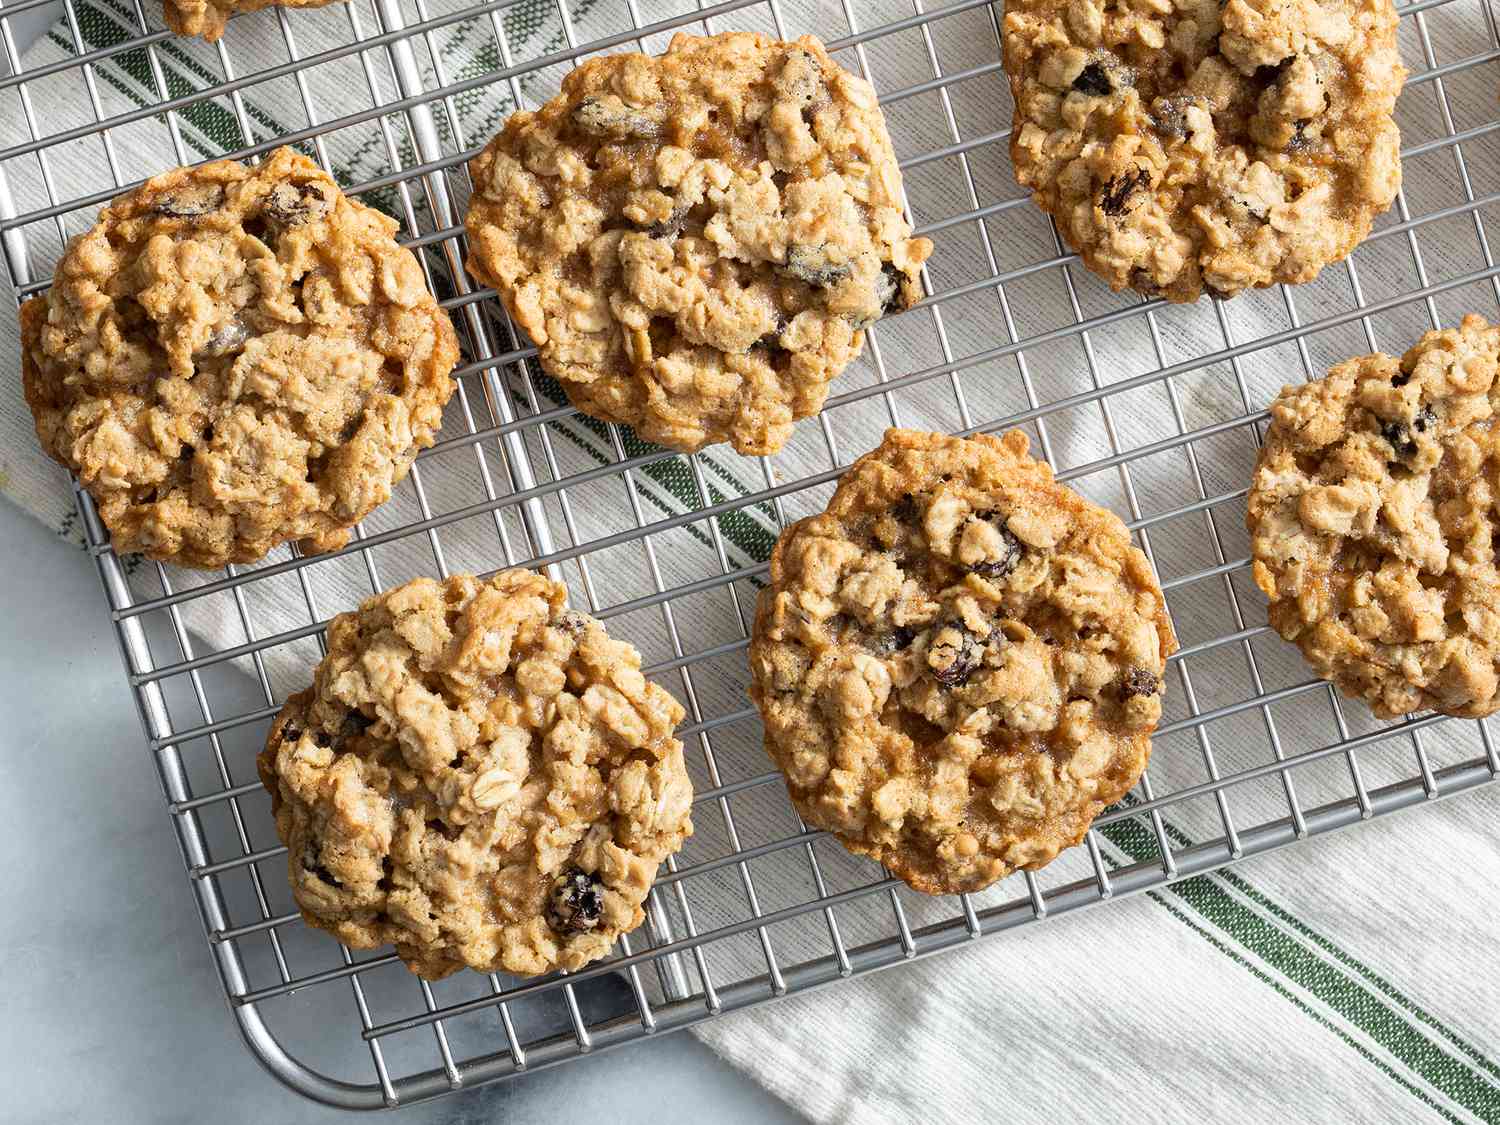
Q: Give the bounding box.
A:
[1,0,1499,1119]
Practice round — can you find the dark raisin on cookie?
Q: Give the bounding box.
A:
[642,205,688,239]
[301,850,342,887]
[571,95,657,139]
[1250,56,1297,89]
[548,867,605,934]
[965,512,1024,579]
[338,709,374,744]
[781,244,854,288]
[557,610,589,636]
[891,492,919,525]
[196,318,249,358]
[874,624,917,655]
[281,725,303,744]
[263,181,333,227]
[879,261,909,316]
[1072,62,1113,97]
[927,621,981,687]
[755,312,790,350]
[1099,169,1151,218]
[1382,406,1435,460]
[1121,667,1161,698]
[153,184,225,218]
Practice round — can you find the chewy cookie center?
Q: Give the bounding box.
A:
[852,485,1161,744]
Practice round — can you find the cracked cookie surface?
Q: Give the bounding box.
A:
[21,147,458,568]
[162,0,341,42]
[258,570,694,979]
[465,31,933,454]
[1003,0,1405,301]
[748,429,1175,894]
[1249,315,1500,718]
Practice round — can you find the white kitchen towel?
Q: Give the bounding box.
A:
[2,0,1499,1120]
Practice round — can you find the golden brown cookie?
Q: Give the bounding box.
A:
[464,31,933,455]
[748,429,1175,894]
[1003,0,1406,301]
[21,148,458,569]
[1248,315,1500,718]
[162,0,341,42]
[258,570,694,979]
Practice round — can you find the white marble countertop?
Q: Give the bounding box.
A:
[0,502,805,1124]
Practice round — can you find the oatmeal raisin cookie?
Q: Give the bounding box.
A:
[21,147,458,568]
[1003,0,1406,301]
[465,31,932,454]
[749,429,1175,894]
[1249,315,1500,717]
[258,570,694,978]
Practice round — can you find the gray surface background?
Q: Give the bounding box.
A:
[0,500,805,1125]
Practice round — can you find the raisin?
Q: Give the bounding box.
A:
[1072,62,1113,97]
[891,493,918,524]
[571,95,657,138]
[1099,168,1151,218]
[781,244,853,288]
[313,730,333,748]
[927,622,981,688]
[1391,370,1412,387]
[641,205,688,239]
[425,818,463,842]
[196,318,248,358]
[548,867,605,934]
[1382,407,1434,460]
[879,262,907,316]
[338,709,374,744]
[755,313,790,350]
[1121,667,1161,698]
[281,725,302,744]
[1250,56,1296,88]
[966,513,1024,579]
[557,611,589,636]
[1130,268,1163,297]
[872,625,917,656]
[153,184,225,218]
[263,181,333,227]
[301,851,341,887]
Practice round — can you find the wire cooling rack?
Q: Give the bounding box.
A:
[3,0,1500,1108]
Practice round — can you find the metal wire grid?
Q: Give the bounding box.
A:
[3,0,1500,1107]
